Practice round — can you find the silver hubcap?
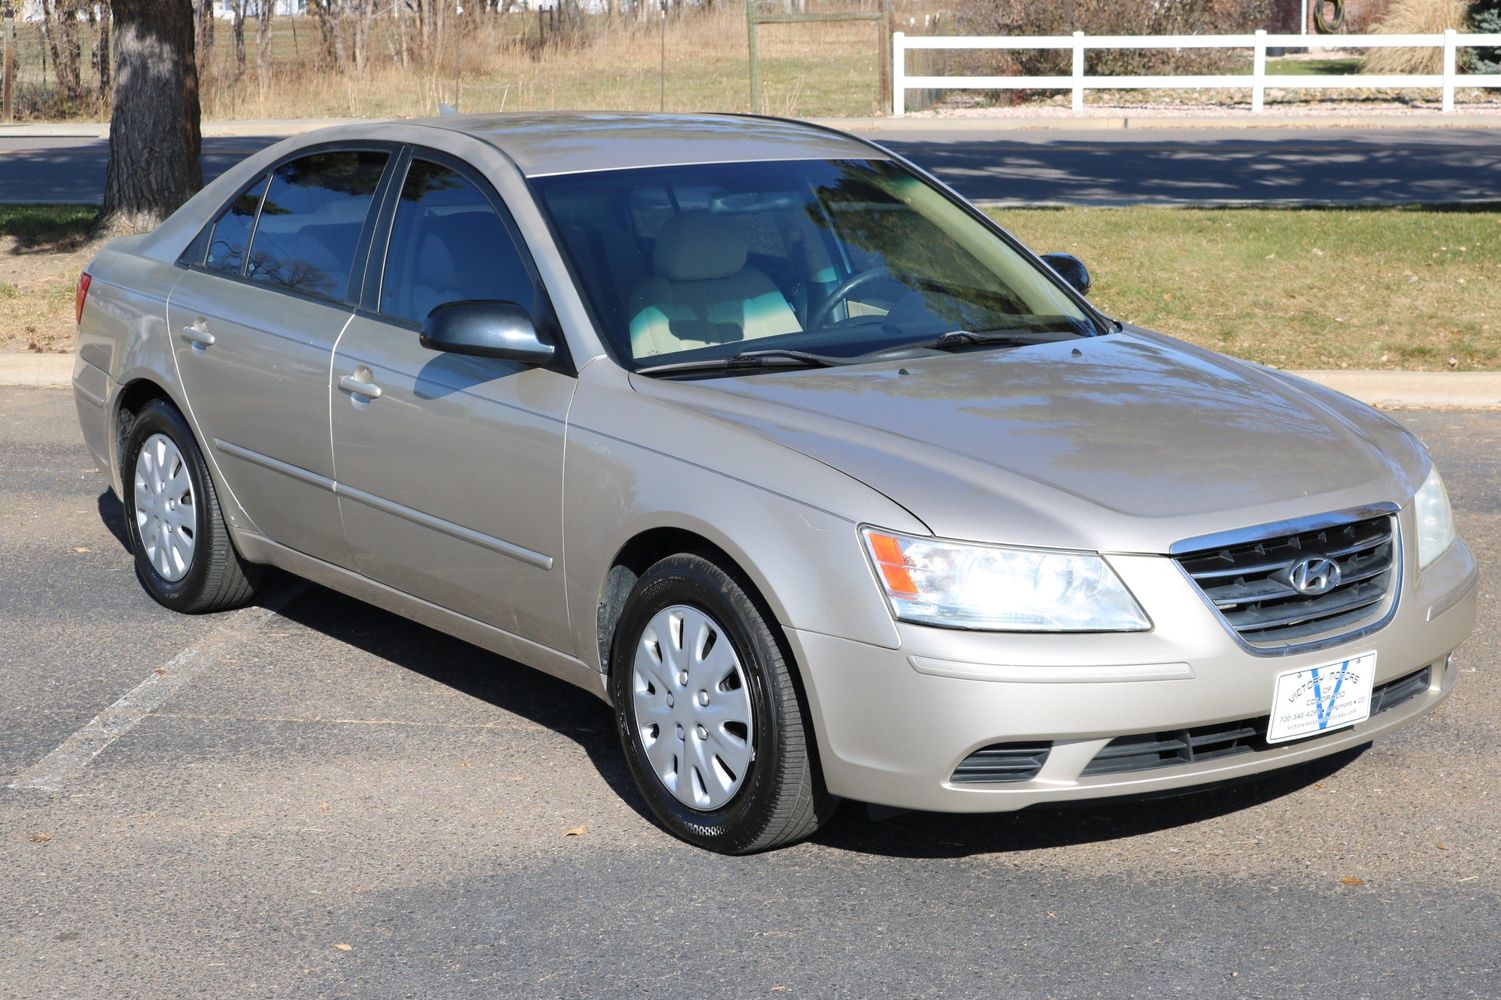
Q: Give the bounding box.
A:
[632,605,755,811]
[133,433,197,582]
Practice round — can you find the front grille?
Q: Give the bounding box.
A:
[950,742,1051,784]
[1081,666,1431,777]
[1176,513,1397,646]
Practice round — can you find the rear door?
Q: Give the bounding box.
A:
[168,146,393,564]
[329,150,577,652]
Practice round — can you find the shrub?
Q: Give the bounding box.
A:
[952,0,1274,79]
[1361,0,1472,75]
[1472,0,1501,73]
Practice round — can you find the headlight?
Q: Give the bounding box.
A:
[861,527,1150,632]
[1414,465,1456,569]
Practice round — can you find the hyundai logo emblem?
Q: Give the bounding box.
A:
[1288,556,1342,596]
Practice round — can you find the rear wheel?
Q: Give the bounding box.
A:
[121,399,261,613]
[610,553,834,854]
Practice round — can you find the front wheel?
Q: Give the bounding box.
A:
[609,553,835,853]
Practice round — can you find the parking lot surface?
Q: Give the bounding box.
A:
[2,386,1497,998]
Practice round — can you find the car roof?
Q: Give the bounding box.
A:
[407,112,886,177]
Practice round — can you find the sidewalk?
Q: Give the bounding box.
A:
[5,353,1499,408]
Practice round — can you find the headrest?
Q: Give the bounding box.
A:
[416,231,456,285]
[652,210,748,282]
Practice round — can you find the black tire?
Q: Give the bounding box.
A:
[1313,0,1344,34]
[609,553,835,854]
[120,399,262,613]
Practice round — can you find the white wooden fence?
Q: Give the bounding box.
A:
[892,30,1501,116]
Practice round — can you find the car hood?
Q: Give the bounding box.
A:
[631,331,1429,554]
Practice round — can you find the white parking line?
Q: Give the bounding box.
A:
[6,586,302,793]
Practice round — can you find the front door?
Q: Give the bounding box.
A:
[168,147,392,564]
[329,154,576,652]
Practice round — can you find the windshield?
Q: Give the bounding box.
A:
[531,158,1097,372]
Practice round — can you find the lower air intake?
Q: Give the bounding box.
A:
[950,742,1051,784]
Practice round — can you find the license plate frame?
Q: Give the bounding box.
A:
[1266,652,1377,745]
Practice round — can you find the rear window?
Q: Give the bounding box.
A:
[245,150,388,301]
[204,175,267,276]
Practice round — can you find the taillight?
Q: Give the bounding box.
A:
[75,272,92,325]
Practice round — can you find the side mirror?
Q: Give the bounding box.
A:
[420,300,555,365]
[1040,253,1091,297]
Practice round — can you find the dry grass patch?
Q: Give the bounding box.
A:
[199,8,886,120]
[0,205,100,354]
[993,205,1501,371]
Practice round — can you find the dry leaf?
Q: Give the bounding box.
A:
[1339,876,1365,887]
[72,546,90,554]
[333,943,353,952]
[564,825,587,837]
[772,987,790,993]
[30,833,51,843]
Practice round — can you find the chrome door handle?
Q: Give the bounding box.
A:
[180,324,215,347]
[338,373,383,399]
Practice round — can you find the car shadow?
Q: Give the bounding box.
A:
[263,576,1369,854]
[96,489,130,553]
[270,580,654,824]
[810,747,1366,859]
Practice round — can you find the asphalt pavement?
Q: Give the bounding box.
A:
[3,125,1501,206]
[1,386,1498,999]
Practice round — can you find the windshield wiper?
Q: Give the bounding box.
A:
[634,348,855,377]
[897,328,1078,354]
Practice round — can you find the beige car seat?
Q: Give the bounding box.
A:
[628,210,802,358]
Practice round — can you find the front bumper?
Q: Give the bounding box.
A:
[787,528,1479,814]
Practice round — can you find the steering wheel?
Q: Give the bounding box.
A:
[807,267,892,332]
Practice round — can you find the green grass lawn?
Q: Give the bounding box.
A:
[991,206,1501,371]
[0,204,97,244]
[1265,57,1363,76]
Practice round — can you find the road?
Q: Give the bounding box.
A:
[1,386,1498,999]
[3,126,1501,206]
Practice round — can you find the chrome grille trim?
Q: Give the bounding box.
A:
[1173,504,1403,656]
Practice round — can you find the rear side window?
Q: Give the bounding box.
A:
[204,174,267,275]
[379,159,537,326]
[245,150,388,301]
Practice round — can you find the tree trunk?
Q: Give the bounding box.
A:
[231,0,247,82]
[44,1,86,104]
[256,0,273,92]
[99,0,203,234]
[94,10,111,109]
[194,0,214,68]
[310,0,338,67]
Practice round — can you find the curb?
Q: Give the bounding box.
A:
[1291,370,1501,410]
[0,354,73,387]
[3,354,1499,408]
